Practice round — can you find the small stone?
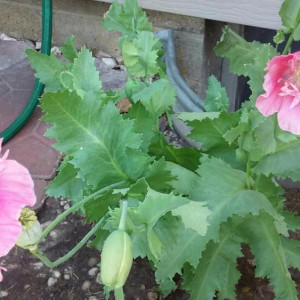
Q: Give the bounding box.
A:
[102,57,117,68]
[50,231,58,238]
[147,292,158,300]
[64,203,71,210]
[60,200,67,206]
[47,277,58,287]
[35,41,42,50]
[82,280,91,291]
[0,33,16,41]
[0,291,8,298]
[51,46,61,55]
[88,267,99,276]
[116,56,124,65]
[88,297,98,300]
[52,270,61,278]
[88,257,98,267]
[64,274,70,280]
[92,48,111,58]
[32,261,44,270]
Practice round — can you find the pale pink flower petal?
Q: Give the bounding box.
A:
[277,96,300,135]
[0,139,36,281]
[256,86,283,116]
[256,51,300,134]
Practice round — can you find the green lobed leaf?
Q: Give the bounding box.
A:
[46,160,87,203]
[132,78,176,117]
[187,220,243,300]
[204,75,229,112]
[172,201,211,236]
[41,91,151,188]
[26,49,65,92]
[127,102,158,151]
[214,27,276,77]
[281,236,300,271]
[279,0,300,29]
[149,133,202,172]
[85,190,123,222]
[61,35,78,62]
[181,112,240,151]
[253,141,300,181]
[102,0,152,37]
[240,213,298,300]
[69,47,102,99]
[122,31,161,77]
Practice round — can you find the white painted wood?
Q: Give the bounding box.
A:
[97,0,283,29]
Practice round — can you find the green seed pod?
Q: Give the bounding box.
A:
[100,229,133,288]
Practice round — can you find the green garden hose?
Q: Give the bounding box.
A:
[0,0,52,144]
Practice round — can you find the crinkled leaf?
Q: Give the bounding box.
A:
[132,78,176,116]
[281,236,300,271]
[26,49,65,91]
[240,213,298,300]
[46,161,86,203]
[280,0,300,29]
[122,31,161,76]
[102,0,152,37]
[204,75,229,112]
[253,141,300,180]
[41,91,151,188]
[181,112,240,151]
[214,27,276,77]
[61,35,78,62]
[85,190,123,222]
[149,133,201,171]
[187,220,243,300]
[172,201,211,236]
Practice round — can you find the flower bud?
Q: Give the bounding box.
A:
[100,229,133,288]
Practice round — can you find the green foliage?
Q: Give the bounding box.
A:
[102,0,152,37]
[26,49,65,91]
[60,35,78,62]
[214,27,277,102]
[27,0,300,299]
[280,0,300,29]
[122,31,162,77]
[204,75,229,112]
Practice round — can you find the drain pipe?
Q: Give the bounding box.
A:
[154,29,204,144]
[0,0,52,144]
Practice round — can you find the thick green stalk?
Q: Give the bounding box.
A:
[115,287,125,300]
[32,216,105,268]
[282,33,294,55]
[39,180,127,242]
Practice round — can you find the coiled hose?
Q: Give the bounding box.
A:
[0,0,52,144]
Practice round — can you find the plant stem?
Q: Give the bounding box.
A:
[118,200,128,231]
[246,156,252,189]
[32,216,105,268]
[283,32,294,55]
[115,287,125,300]
[39,180,127,242]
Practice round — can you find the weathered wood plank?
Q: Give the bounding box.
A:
[97,0,283,29]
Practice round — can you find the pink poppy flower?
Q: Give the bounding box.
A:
[256,51,300,135]
[0,138,36,281]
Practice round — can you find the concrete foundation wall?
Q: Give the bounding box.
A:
[0,0,214,98]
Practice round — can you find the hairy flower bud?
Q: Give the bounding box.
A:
[100,229,133,288]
